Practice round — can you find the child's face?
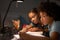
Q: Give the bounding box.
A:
[12,20,20,29]
[28,12,39,24]
[39,12,53,25]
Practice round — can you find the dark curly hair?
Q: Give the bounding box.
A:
[38,2,60,21]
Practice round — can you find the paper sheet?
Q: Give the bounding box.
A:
[26,32,45,37]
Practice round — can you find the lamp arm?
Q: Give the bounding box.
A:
[2,0,14,34]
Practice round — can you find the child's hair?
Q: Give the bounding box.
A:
[38,2,60,21]
[29,8,38,15]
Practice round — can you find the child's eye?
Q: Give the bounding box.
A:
[43,16,46,17]
[39,17,41,19]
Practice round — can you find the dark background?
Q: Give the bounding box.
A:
[0,0,60,29]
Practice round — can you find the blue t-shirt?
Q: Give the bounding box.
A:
[18,16,29,30]
[48,21,60,40]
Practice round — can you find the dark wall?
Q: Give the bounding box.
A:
[0,0,60,27]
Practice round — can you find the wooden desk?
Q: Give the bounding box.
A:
[20,32,49,40]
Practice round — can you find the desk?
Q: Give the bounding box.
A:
[19,32,49,40]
